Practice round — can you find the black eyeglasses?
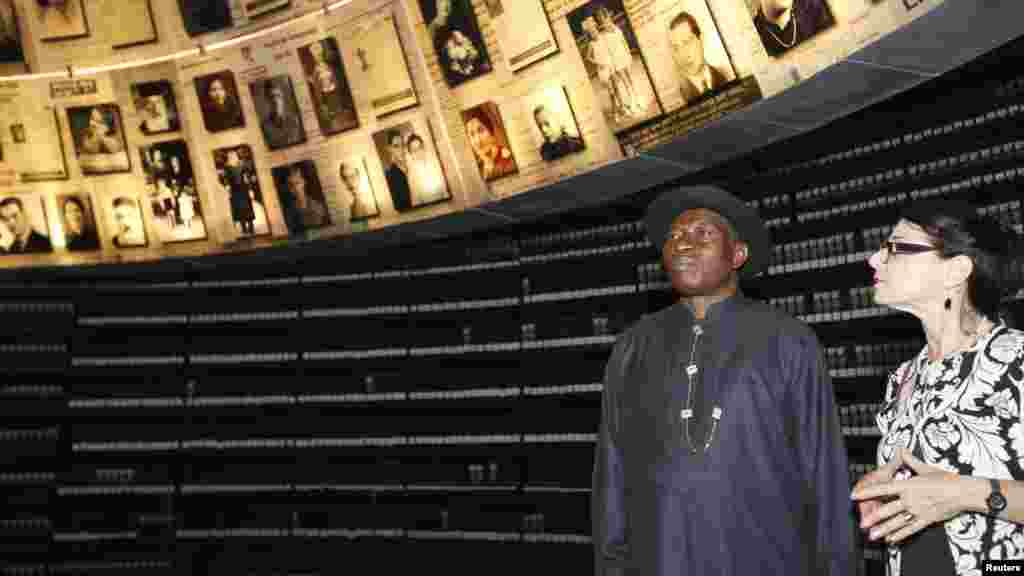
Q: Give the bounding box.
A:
[879,240,938,263]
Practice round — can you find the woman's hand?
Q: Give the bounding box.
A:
[851,448,969,543]
[851,456,903,522]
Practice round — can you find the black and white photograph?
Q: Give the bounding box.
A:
[195,71,245,133]
[298,37,358,136]
[57,193,100,251]
[4,109,68,182]
[665,3,736,106]
[523,84,586,163]
[272,160,331,236]
[417,0,492,88]
[249,75,306,151]
[139,140,207,243]
[213,145,271,238]
[748,0,834,58]
[103,0,157,49]
[35,0,89,42]
[67,104,132,175]
[0,1,24,64]
[568,0,662,132]
[337,156,380,222]
[371,119,451,213]
[132,80,180,135]
[0,195,52,255]
[106,195,147,248]
[178,0,233,37]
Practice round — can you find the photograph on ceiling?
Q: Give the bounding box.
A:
[212,145,271,238]
[484,0,558,72]
[352,13,418,118]
[195,71,245,133]
[271,160,331,236]
[67,104,132,175]
[245,0,290,20]
[5,109,69,182]
[249,75,306,151]
[746,0,834,58]
[178,0,233,37]
[298,37,358,137]
[106,195,147,249]
[371,119,451,213]
[567,0,662,133]
[139,140,207,243]
[0,0,24,64]
[337,156,381,222]
[417,0,492,88]
[57,193,100,252]
[663,2,738,107]
[461,102,517,182]
[104,0,157,50]
[35,0,89,42]
[0,195,52,255]
[523,84,586,163]
[132,80,181,136]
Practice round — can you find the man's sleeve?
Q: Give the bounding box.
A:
[592,333,633,576]
[788,330,859,576]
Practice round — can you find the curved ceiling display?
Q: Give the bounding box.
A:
[0,0,1019,269]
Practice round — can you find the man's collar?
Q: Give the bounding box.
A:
[677,290,747,324]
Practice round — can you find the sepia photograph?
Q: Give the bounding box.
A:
[67,104,132,175]
[0,195,52,255]
[272,160,331,236]
[0,0,24,64]
[567,0,662,133]
[4,109,68,182]
[178,0,233,37]
[106,195,147,249]
[57,193,100,251]
[35,0,89,42]
[104,0,157,49]
[132,80,180,136]
[139,140,207,243]
[664,1,737,106]
[195,71,245,133]
[337,156,380,222]
[298,37,358,136]
[352,13,418,118]
[487,0,558,72]
[371,119,451,213]
[523,84,586,163]
[748,0,834,58]
[249,75,306,151]
[245,0,290,20]
[212,145,271,238]
[417,0,492,87]
[461,102,517,182]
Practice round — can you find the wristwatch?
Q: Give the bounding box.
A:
[987,478,1008,518]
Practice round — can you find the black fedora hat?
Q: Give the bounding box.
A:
[644,185,771,278]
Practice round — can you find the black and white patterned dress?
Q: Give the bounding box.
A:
[876,325,1024,576]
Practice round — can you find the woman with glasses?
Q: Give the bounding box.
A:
[852,199,1024,575]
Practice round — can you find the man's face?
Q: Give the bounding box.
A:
[209,80,227,106]
[388,135,405,162]
[535,108,558,141]
[340,163,360,190]
[287,170,307,197]
[466,118,495,156]
[114,204,138,234]
[661,208,746,298]
[0,203,27,237]
[225,150,240,168]
[144,96,162,118]
[64,201,84,235]
[761,0,793,19]
[669,21,705,76]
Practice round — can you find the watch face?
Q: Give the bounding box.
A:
[989,492,1008,512]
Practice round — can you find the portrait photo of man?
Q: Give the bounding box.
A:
[67,104,132,175]
[668,10,735,105]
[108,196,147,248]
[750,0,834,58]
[525,85,586,163]
[58,194,100,252]
[35,0,89,42]
[272,160,331,236]
[195,71,245,133]
[213,145,271,238]
[338,157,380,222]
[250,75,306,151]
[418,0,492,88]
[178,0,232,37]
[298,38,358,136]
[0,0,24,63]
[133,81,180,135]
[0,195,52,255]
[461,102,517,182]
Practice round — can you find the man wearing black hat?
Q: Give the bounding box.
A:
[592,186,855,575]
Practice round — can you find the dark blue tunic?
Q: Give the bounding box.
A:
[592,294,857,575]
